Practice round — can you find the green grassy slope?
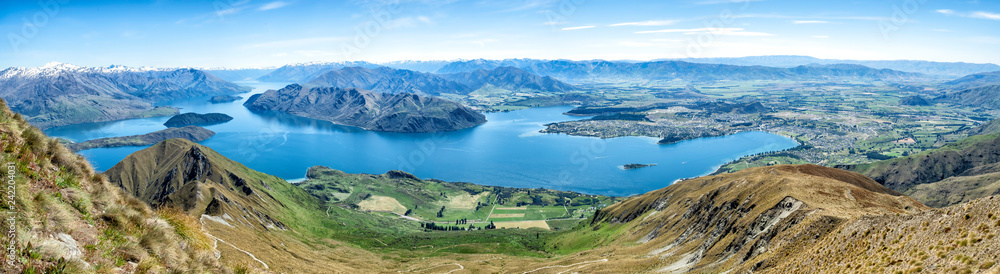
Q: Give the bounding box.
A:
[0,98,222,272]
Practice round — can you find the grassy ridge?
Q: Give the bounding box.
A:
[0,98,222,272]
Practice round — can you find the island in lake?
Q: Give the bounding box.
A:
[623,163,657,170]
[163,112,234,127]
[243,84,486,133]
[65,126,215,151]
[209,95,244,103]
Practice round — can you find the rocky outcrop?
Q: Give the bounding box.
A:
[104,139,289,230]
[243,84,486,132]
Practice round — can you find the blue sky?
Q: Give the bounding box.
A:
[1,0,998,68]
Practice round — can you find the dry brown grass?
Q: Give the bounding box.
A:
[0,98,224,273]
[493,220,550,229]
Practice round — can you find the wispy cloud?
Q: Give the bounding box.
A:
[793,20,830,24]
[935,9,955,15]
[970,11,1000,20]
[609,20,679,27]
[562,26,595,31]
[730,14,891,21]
[216,7,242,17]
[259,1,289,11]
[934,9,1000,21]
[636,27,774,36]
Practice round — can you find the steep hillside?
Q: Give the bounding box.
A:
[0,98,222,272]
[774,195,1000,273]
[936,85,1000,109]
[0,63,248,128]
[307,66,472,95]
[542,165,927,273]
[101,138,400,273]
[968,119,1000,136]
[96,139,594,272]
[244,84,486,132]
[843,133,1000,207]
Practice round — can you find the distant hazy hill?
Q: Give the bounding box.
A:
[899,95,932,106]
[843,132,1000,207]
[943,70,1000,90]
[308,66,576,95]
[436,59,929,83]
[244,84,486,132]
[667,55,999,77]
[379,60,451,73]
[0,62,248,128]
[256,61,381,83]
[441,66,576,93]
[936,85,1000,109]
[307,66,472,95]
[203,67,276,82]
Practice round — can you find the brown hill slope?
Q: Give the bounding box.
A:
[102,138,405,273]
[844,133,1000,207]
[543,164,926,273]
[774,195,1000,273]
[0,98,222,272]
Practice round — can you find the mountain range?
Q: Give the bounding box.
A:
[4,96,999,272]
[306,66,577,95]
[664,55,1000,77]
[256,61,381,83]
[435,59,931,83]
[0,62,248,128]
[202,67,277,82]
[243,84,487,132]
[306,66,473,95]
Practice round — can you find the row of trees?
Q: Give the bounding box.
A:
[421,221,497,231]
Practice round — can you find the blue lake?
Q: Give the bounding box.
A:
[45,81,800,196]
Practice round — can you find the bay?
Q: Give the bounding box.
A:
[45,81,800,196]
